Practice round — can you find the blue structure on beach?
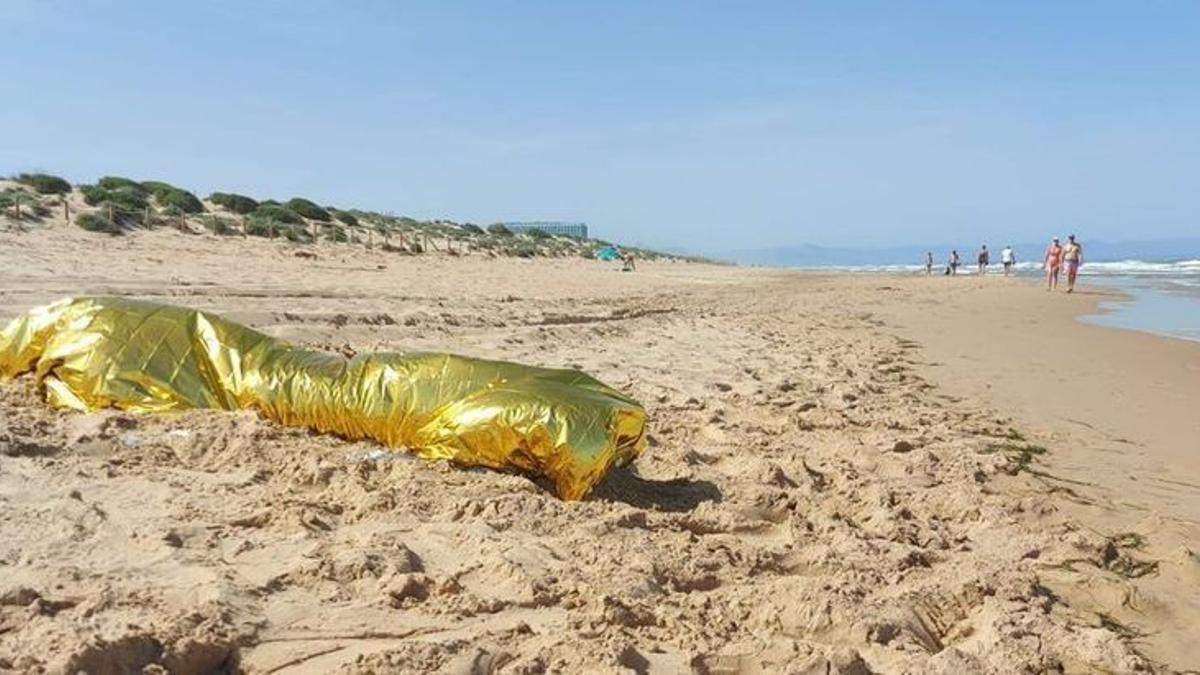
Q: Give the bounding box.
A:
[503,222,588,238]
[595,245,621,261]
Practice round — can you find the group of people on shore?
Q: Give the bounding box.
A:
[923,234,1084,292]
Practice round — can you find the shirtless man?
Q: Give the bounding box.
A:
[925,251,933,275]
[977,245,990,275]
[1043,237,1063,290]
[1063,234,1083,293]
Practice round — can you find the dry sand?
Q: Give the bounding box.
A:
[0,225,1195,673]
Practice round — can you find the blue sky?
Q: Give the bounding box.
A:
[3,1,1198,251]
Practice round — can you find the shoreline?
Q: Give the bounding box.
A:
[862,272,1200,668]
[755,262,1200,345]
[1077,276,1200,344]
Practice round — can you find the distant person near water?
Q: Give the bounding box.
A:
[1043,237,1063,290]
[947,250,960,276]
[977,244,990,274]
[1063,234,1083,293]
[1001,245,1015,276]
[925,251,933,275]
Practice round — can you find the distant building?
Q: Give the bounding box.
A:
[502,221,588,238]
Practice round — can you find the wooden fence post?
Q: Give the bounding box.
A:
[63,199,70,224]
[107,203,114,223]
[13,194,20,221]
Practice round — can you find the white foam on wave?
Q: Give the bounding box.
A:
[1077,259,1200,276]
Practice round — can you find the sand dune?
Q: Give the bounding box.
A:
[0,226,1191,672]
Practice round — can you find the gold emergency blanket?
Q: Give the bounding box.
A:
[0,297,646,500]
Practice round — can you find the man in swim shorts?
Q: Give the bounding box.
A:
[1044,237,1063,290]
[977,244,989,275]
[1063,234,1083,293]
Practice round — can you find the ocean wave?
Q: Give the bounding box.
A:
[1075,259,1200,276]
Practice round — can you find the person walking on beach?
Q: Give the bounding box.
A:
[1063,234,1083,293]
[977,244,990,275]
[1043,237,1063,290]
[948,250,960,276]
[925,251,933,275]
[1001,245,1015,276]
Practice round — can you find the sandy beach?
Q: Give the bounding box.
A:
[1,227,1197,673]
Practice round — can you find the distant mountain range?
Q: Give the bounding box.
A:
[720,237,1200,267]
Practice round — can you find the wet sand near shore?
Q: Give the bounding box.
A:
[868,272,1200,669]
[0,227,1194,672]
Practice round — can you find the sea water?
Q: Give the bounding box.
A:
[1071,260,1200,343]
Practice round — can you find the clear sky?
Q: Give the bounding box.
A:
[3,1,1198,251]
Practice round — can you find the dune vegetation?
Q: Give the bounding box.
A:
[2,171,703,262]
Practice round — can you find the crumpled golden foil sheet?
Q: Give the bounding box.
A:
[0,297,646,500]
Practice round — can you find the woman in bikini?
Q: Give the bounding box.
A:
[1043,237,1063,290]
[1063,234,1083,293]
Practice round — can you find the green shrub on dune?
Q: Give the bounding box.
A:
[76,213,122,234]
[204,215,239,236]
[284,198,331,222]
[324,223,348,242]
[510,243,537,258]
[0,187,33,208]
[135,180,205,214]
[526,228,551,240]
[139,180,177,195]
[245,214,311,241]
[333,210,359,228]
[209,192,259,214]
[244,218,274,238]
[80,184,148,217]
[14,173,71,195]
[104,189,147,213]
[460,223,484,234]
[156,188,205,214]
[0,188,52,220]
[97,176,146,194]
[79,185,105,206]
[487,223,512,236]
[252,204,305,225]
[284,226,312,243]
